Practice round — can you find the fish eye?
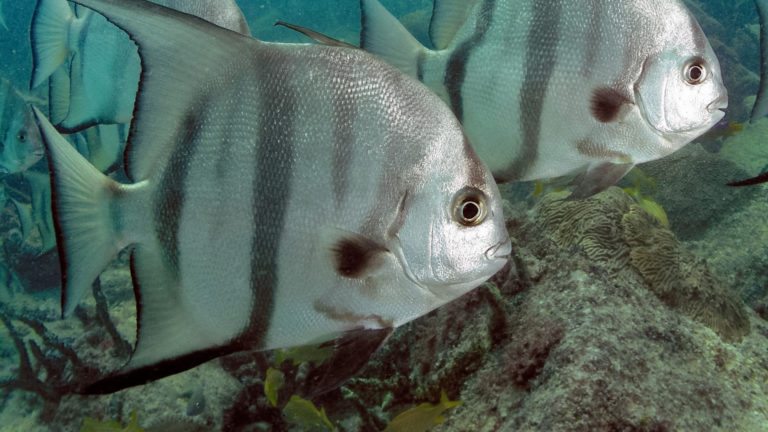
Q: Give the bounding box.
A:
[683,59,707,85]
[17,132,26,143]
[452,188,487,226]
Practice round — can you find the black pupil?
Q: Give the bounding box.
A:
[689,65,702,81]
[462,201,480,221]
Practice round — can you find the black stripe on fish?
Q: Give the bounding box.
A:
[153,111,202,275]
[331,81,356,204]
[582,0,602,78]
[238,55,297,347]
[444,0,496,122]
[500,0,563,182]
[590,87,629,123]
[416,50,427,82]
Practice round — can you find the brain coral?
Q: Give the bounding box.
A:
[535,187,750,342]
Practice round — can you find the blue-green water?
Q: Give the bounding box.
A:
[0,1,767,431]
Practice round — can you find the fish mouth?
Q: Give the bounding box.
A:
[485,238,512,261]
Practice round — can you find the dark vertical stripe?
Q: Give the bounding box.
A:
[443,0,496,122]
[331,85,355,204]
[239,54,296,348]
[581,0,602,78]
[154,111,202,274]
[499,0,563,182]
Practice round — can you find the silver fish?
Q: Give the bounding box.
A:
[0,78,44,175]
[35,0,510,393]
[361,0,728,197]
[30,0,251,132]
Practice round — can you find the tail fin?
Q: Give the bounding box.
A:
[30,0,78,89]
[32,107,126,317]
[360,0,428,78]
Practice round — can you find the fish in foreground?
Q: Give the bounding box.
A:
[360,0,728,198]
[30,0,250,132]
[36,0,511,393]
[0,78,44,175]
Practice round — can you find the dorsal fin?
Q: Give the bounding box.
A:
[429,0,478,50]
[70,0,249,181]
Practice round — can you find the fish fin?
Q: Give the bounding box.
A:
[727,171,768,187]
[569,162,634,200]
[325,230,389,279]
[9,199,34,242]
[752,0,768,121]
[303,327,392,397]
[31,107,126,317]
[360,0,428,78]
[68,0,247,181]
[429,0,477,49]
[590,87,631,123]
[80,247,244,394]
[275,21,357,48]
[30,0,77,89]
[48,65,71,125]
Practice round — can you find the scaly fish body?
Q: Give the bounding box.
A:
[30,0,250,131]
[0,78,44,175]
[35,0,510,393]
[362,0,728,197]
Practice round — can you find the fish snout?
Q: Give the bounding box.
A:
[707,93,728,113]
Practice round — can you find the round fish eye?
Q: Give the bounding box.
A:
[452,188,487,226]
[17,132,26,143]
[684,59,707,85]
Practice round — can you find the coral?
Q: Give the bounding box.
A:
[622,205,751,342]
[535,187,750,342]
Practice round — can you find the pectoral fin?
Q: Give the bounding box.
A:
[275,21,356,48]
[303,327,392,397]
[569,162,634,199]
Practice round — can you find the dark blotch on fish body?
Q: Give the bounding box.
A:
[332,235,387,278]
[590,87,629,123]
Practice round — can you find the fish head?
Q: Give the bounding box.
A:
[635,23,727,151]
[0,108,44,175]
[392,138,511,302]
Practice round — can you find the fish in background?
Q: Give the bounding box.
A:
[0,78,44,175]
[0,0,7,31]
[729,0,768,186]
[29,0,251,132]
[35,0,511,393]
[359,0,728,198]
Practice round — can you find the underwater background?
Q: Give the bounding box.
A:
[0,0,767,431]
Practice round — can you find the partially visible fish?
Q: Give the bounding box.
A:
[36,0,511,394]
[0,78,44,175]
[30,0,251,132]
[751,0,768,122]
[360,0,728,198]
[0,0,7,31]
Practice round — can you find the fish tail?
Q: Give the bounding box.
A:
[360,0,429,78]
[30,0,77,89]
[32,107,138,317]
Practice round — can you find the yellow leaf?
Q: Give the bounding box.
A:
[264,367,285,407]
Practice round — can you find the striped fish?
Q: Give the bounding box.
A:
[30,0,250,132]
[361,0,728,197]
[0,78,44,175]
[35,0,511,393]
